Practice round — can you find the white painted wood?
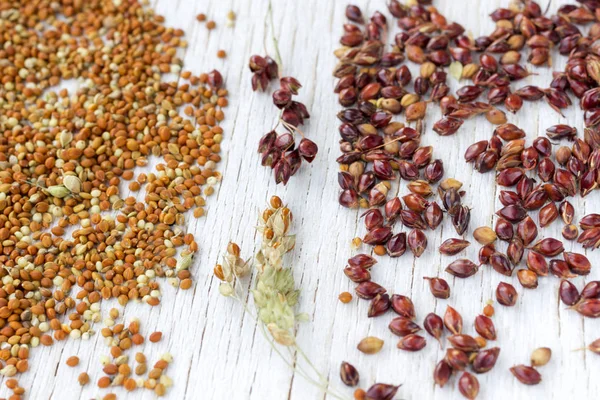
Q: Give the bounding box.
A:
[8,0,600,399]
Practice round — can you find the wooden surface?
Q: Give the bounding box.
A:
[10,0,600,399]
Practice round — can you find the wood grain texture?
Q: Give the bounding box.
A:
[7,0,600,399]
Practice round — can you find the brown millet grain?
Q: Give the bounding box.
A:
[5,379,18,390]
[0,0,227,397]
[97,376,111,389]
[66,356,79,367]
[78,372,90,386]
[149,331,163,343]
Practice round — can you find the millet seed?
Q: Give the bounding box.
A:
[0,3,227,396]
[66,356,79,367]
[354,388,366,400]
[149,332,163,343]
[97,377,111,388]
[78,373,90,386]
[339,292,353,303]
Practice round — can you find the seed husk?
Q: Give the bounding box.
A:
[345,265,372,283]
[391,295,416,319]
[497,168,525,187]
[424,277,451,299]
[497,204,527,223]
[474,315,497,340]
[495,218,514,241]
[365,383,400,400]
[423,313,444,346]
[364,226,393,245]
[490,252,514,276]
[439,239,470,255]
[340,362,360,387]
[389,317,421,337]
[531,238,564,257]
[406,101,427,121]
[444,306,463,335]
[510,365,542,385]
[446,348,469,371]
[563,252,591,275]
[363,209,385,230]
[465,141,489,163]
[387,233,407,257]
[446,259,479,278]
[472,347,501,374]
[517,269,539,289]
[473,227,497,245]
[587,339,600,354]
[580,214,600,230]
[539,202,559,227]
[559,280,581,306]
[434,360,452,387]
[573,299,600,318]
[577,226,600,249]
[448,334,480,352]
[452,206,471,235]
[559,201,575,224]
[526,251,549,276]
[401,210,427,230]
[424,202,444,230]
[424,162,444,184]
[517,216,538,246]
[345,4,363,22]
[355,282,386,299]
[479,243,496,265]
[486,108,507,124]
[458,372,479,400]
[496,282,518,306]
[551,260,577,279]
[581,281,600,300]
[531,347,552,367]
[397,334,427,351]
[368,294,391,318]
[440,178,463,191]
[348,254,378,269]
[408,180,434,197]
[562,224,579,240]
[407,229,428,257]
[357,337,384,354]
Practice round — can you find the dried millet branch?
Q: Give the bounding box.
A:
[250,3,318,185]
[216,196,348,400]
